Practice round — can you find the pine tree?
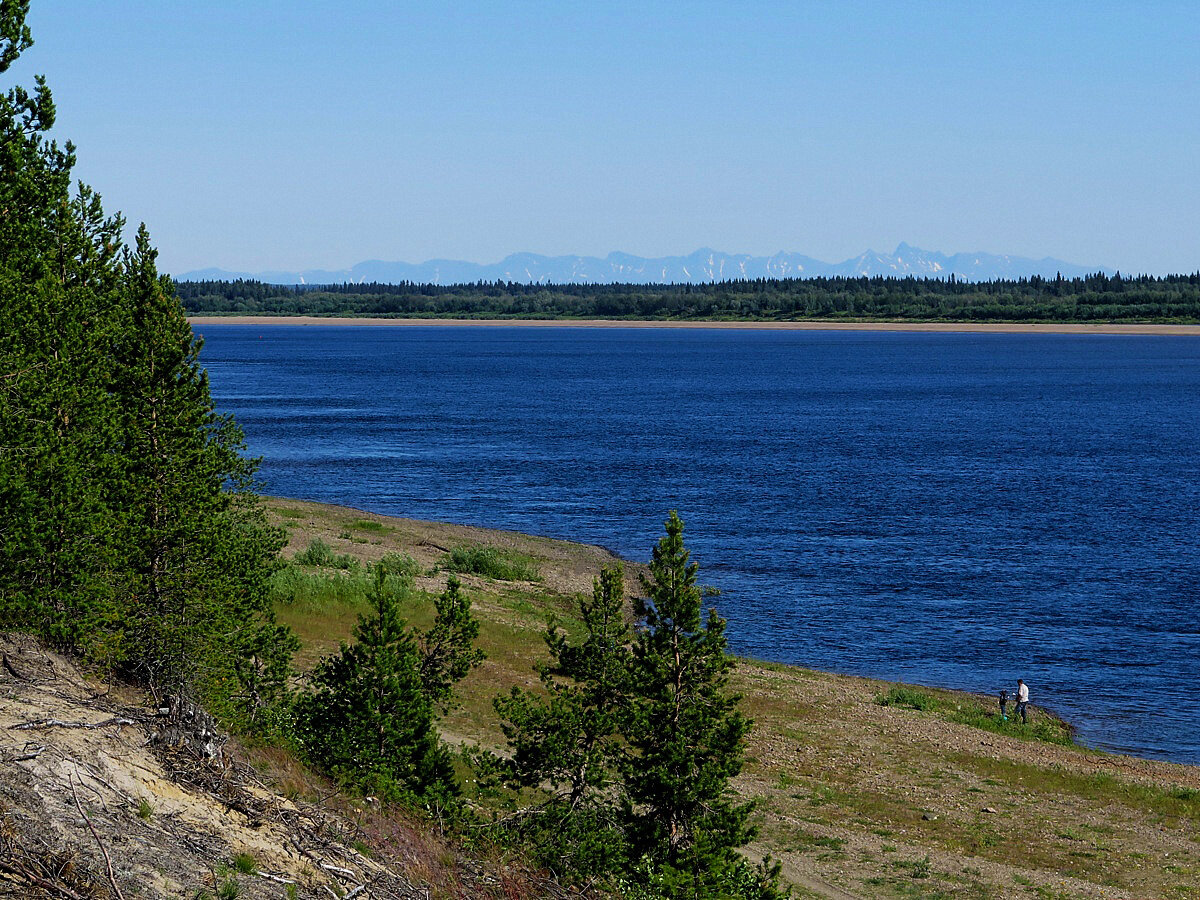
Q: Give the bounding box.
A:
[493,565,632,877]
[110,227,292,716]
[625,512,778,899]
[295,566,458,802]
[0,1,125,648]
[1,3,294,728]
[416,575,485,712]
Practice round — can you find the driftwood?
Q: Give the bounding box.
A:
[9,716,135,731]
[256,870,296,885]
[319,861,358,878]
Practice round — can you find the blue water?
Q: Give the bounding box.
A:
[195,325,1200,765]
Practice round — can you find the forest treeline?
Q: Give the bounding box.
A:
[177,272,1200,322]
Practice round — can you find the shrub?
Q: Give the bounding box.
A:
[441,545,539,582]
[376,552,421,578]
[294,538,359,570]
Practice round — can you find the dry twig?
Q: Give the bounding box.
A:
[2,652,29,681]
[1,742,45,762]
[319,861,358,878]
[69,773,126,900]
[0,858,86,899]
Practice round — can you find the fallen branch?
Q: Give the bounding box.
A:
[70,773,126,900]
[2,742,46,762]
[0,859,86,899]
[256,871,295,885]
[319,861,358,878]
[2,652,29,681]
[10,716,134,731]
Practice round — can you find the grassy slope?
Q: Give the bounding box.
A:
[267,498,1200,900]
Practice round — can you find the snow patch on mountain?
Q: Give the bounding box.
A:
[179,244,1112,285]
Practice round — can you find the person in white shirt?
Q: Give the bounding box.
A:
[1016,679,1030,724]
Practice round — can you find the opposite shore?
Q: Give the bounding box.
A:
[188,316,1200,335]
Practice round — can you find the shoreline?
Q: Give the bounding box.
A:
[267,497,1200,771]
[188,316,1200,335]
[266,497,1200,897]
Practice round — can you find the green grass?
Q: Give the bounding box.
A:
[350,518,390,533]
[294,538,360,570]
[952,753,1200,825]
[876,686,939,711]
[876,685,1074,746]
[773,824,846,854]
[231,852,257,875]
[440,545,541,582]
[893,854,932,878]
[263,498,1200,900]
[271,565,374,610]
[377,551,421,577]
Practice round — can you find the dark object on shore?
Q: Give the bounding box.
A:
[998,689,1009,721]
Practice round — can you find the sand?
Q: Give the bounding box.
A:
[187,316,1200,335]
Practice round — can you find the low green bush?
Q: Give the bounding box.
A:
[270,563,412,612]
[441,545,540,582]
[271,565,372,609]
[377,552,421,578]
[350,518,390,533]
[294,538,360,570]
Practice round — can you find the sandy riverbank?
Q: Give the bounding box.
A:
[187,316,1200,335]
[265,497,1200,899]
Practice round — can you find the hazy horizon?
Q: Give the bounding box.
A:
[9,2,1199,276]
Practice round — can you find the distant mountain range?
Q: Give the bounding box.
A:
[177,244,1113,286]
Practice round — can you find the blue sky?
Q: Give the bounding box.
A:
[9,1,1199,274]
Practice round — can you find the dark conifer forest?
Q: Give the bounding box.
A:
[176,272,1200,322]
